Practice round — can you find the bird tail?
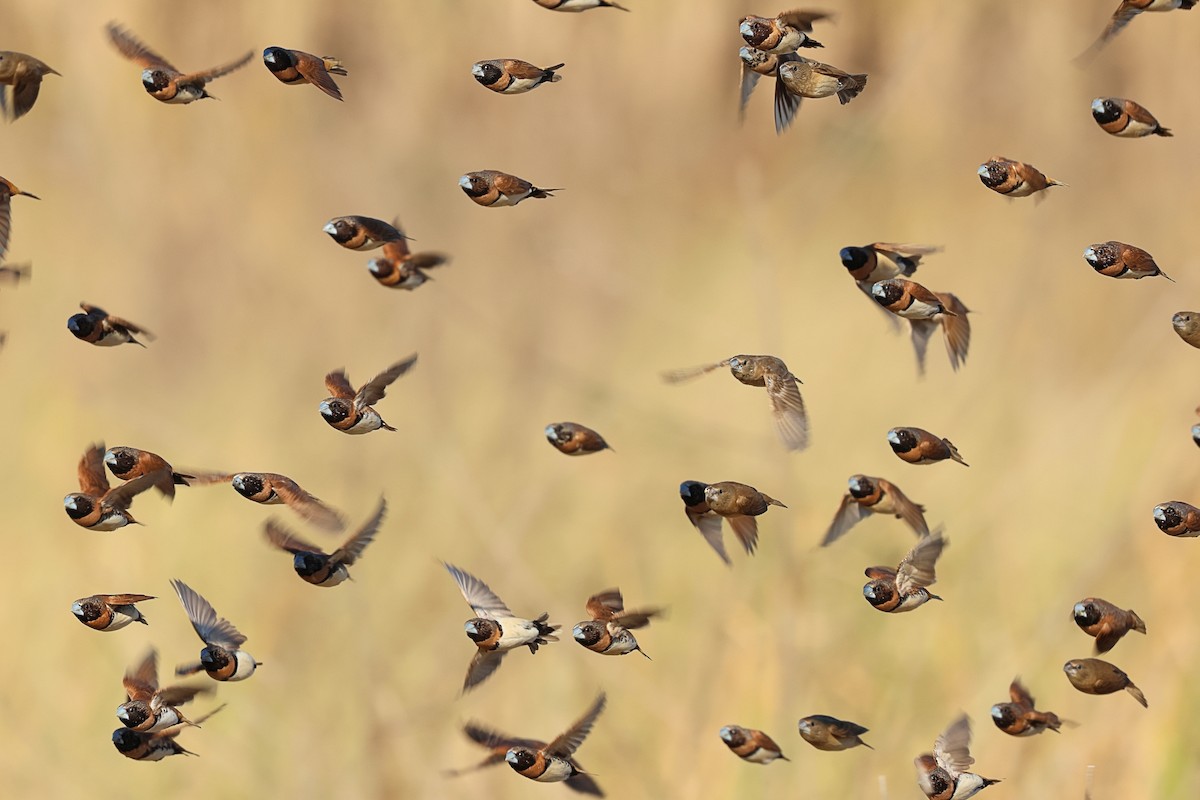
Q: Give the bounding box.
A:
[530,187,563,199]
[1126,683,1148,708]
[533,613,559,642]
[1155,125,1173,137]
[801,37,824,49]
[545,63,565,83]
[136,614,149,625]
[943,439,969,467]
[600,0,631,10]
[172,471,195,486]
[1129,610,1147,635]
[322,57,348,76]
[763,494,787,509]
[837,74,868,105]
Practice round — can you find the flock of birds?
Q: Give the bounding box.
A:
[0,1,1197,797]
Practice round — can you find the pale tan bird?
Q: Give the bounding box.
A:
[662,354,809,451]
[0,177,38,261]
[777,57,868,111]
[0,51,59,120]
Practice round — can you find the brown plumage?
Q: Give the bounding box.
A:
[1091,96,1171,137]
[264,497,386,587]
[738,48,802,134]
[472,59,563,94]
[0,51,59,120]
[118,649,212,732]
[104,446,196,501]
[908,292,971,374]
[1063,658,1147,707]
[323,215,407,250]
[915,715,1001,800]
[320,354,418,435]
[533,0,629,11]
[1154,501,1200,536]
[777,57,867,109]
[459,170,559,207]
[719,725,789,764]
[739,10,830,53]
[190,471,345,532]
[545,422,610,455]
[1084,241,1172,281]
[65,443,166,531]
[871,278,955,321]
[990,679,1063,736]
[1073,597,1147,653]
[797,715,873,751]
[0,177,38,261]
[107,23,252,104]
[71,593,155,631]
[365,219,448,290]
[977,156,1064,199]
[863,533,947,614]
[1171,312,1200,348]
[573,588,661,658]
[701,481,786,557]
[823,474,928,546]
[67,302,155,347]
[262,47,346,100]
[662,354,809,451]
[887,427,968,466]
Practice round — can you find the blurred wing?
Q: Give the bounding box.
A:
[857,281,901,331]
[103,470,163,509]
[407,252,448,270]
[909,319,937,377]
[324,369,355,400]
[179,51,254,84]
[896,535,947,594]
[933,714,974,776]
[101,593,155,605]
[156,685,211,706]
[357,353,418,407]
[12,77,42,119]
[765,371,809,450]
[585,589,623,620]
[123,650,158,700]
[0,194,10,259]
[871,243,943,261]
[170,579,246,648]
[263,518,326,556]
[547,692,607,758]
[330,497,387,566]
[444,563,513,618]
[738,65,761,121]
[463,650,505,692]
[822,494,867,546]
[774,74,802,134]
[864,566,897,580]
[106,24,176,71]
[273,477,344,532]
[937,294,971,371]
[879,480,929,536]
[688,510,730,565]
[564,772,604,796]
[778,10,832,30]
[78,443,110,495]
[660,359,731,384]
[1009,679,1035,708]
[612,608,660,630]
[728,514,760,555]
[1094,625,1120,654]
[105,313,153,338]
[830,718,869,738]
[462,722,543,752]
[180,471,236,486]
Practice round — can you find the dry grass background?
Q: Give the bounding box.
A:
[0,0,1198,797]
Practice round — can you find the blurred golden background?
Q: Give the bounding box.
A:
[1,0,1198,797]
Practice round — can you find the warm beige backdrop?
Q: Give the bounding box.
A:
[0,0,1197,797]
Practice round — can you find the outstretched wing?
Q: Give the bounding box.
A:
[547,692,607,759]
[330,497,387,566]
[356,354,418,408]
[660,359,731,383]
[170,579,246,648]
[444,563,513,619]
[106,24,177,71]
